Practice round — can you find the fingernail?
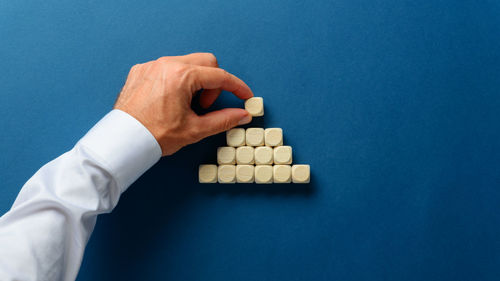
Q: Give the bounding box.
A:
[238,114,252,125]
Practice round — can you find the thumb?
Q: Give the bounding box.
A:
[195,108,252,138]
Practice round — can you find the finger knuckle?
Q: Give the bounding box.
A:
[130,63,141,71]
[220,69,230,83]
[156,56,171,63]
[168,62,189,77]
[204,52,218,66]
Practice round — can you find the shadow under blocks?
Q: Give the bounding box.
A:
[196,177,316,196]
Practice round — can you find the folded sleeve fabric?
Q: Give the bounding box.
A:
[0,109,162,281]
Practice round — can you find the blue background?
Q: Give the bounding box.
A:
[1,0,500,280]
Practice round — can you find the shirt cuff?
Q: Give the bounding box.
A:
[78,109,162,192]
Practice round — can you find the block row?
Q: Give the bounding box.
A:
[226,128,283,147]
[217,146,293,165]
[199,164,310,184]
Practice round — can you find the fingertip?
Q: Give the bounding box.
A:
[238,111,252,125]
[224,108,251,121]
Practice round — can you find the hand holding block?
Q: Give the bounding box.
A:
[255,165,273,184]
[244,97,264,116]
[254,146,273,165]
[246,128,265,146]
[199,165,217,183]
[292,165,310,183]
[236,165,254,183]
[226,128,245,147]
[273,165,292,183]
[218,165,236,183]
[217,147,236,165]
[236,146,254,164]
[265,128,283,147]
[273,146,292,164]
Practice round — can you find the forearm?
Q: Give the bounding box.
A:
[0,110,161,281]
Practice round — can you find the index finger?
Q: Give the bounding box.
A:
[191,66,254,100]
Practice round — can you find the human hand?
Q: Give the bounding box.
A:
[114,53,253,156]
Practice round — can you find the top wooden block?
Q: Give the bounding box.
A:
[245,97,264,116]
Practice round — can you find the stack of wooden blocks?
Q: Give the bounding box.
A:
[199,97,310,184]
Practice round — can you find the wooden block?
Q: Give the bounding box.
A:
[273,146,292,164]
[236,165,255,183]
[246,128,265,146]
[198,164,217,183]
[217,147,236,165]
[254,146,273,165]
[236,146,254,164]
[264,128,283,147]
[226,128,245,147]
[273,165,292,183]
[292,165,310,183]
[244,97,264,116]
[218,165,236,183]
[255,165,273,184]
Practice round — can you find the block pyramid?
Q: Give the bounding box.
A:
[199,97,310,184]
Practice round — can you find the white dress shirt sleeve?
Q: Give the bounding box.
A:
[0,109,162,281]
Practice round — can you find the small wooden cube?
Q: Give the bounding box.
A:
[236,165,255,183]
[217,147,236,165]
[292,165,310,183]
[255,165,273,184]
[273,146,292,165]
[273,165,292,183]
[254,146,273,165]
[236,146,254,164]
[218,165,236,183]
[244,97,264,116]
[199,164,217,183]
[226,128,246,147]
[264,128,283,147]
[246,128,265,146]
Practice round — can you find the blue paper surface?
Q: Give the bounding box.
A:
[1,0,499,280]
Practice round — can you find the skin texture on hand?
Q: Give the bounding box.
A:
[114,53,253,156]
